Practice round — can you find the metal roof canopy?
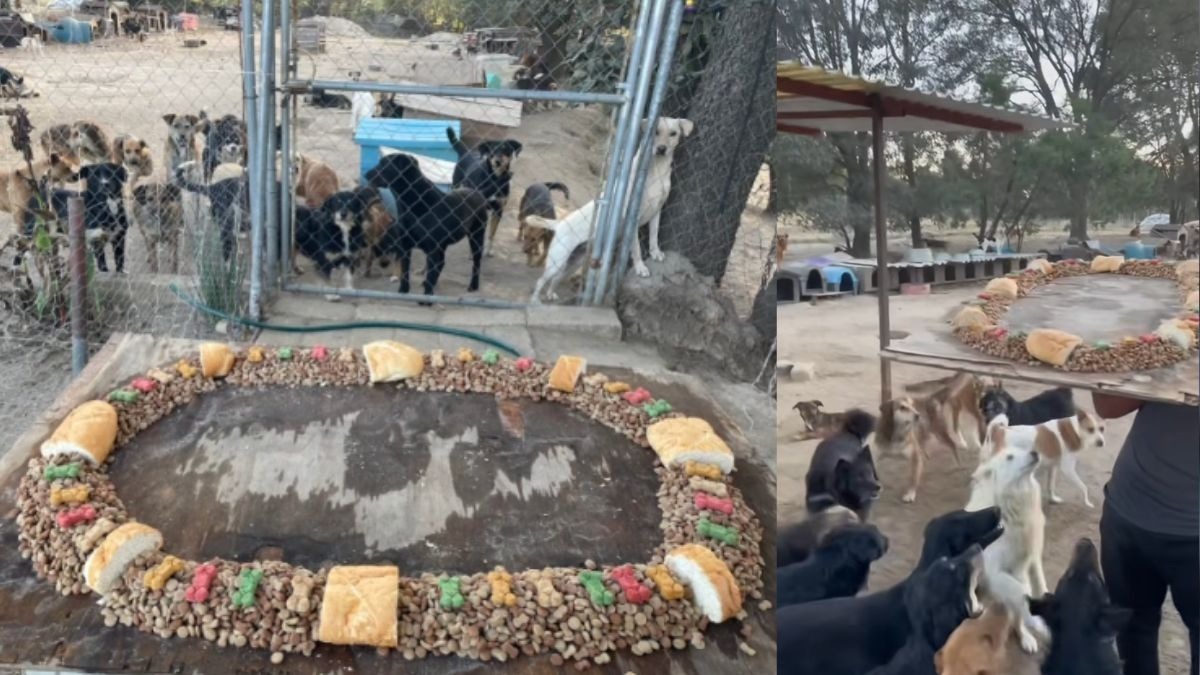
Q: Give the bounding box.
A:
[775,63,1069,403]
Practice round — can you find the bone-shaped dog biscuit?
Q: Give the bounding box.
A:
[185,563,217,603]
[286,572,315,613]
[50,484,90,507]
[685,461,723,480]
[688,476,728,497]
[56,504,97,529]
[694,493,734,515]
[611,565,652,604]
[487,568,518,607]
[143,555,185,591]
[79,517,116,551]
[646,564,685,601]
[697,517,740,545]
[579,570,614,606]
[535,577,563,608]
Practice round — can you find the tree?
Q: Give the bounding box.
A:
[960,0,1157,240]
[658,0,775,283]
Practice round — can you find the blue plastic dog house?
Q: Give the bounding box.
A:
[354,118,460,186]
[776,258,860,302]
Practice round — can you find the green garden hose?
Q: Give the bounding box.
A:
[168,283,522,357]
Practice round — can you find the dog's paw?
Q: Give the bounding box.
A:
[901,490,917,503]
[1018,626,1039,653]
[1049,495,1063,504]
[1083,499,1094,508]
[389,275,400,283]
[634,261,651,277]
[650,248,665,262]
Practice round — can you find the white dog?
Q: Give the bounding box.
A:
[20,37,44,55]
[525,117,693,303]
[967,443,1049,652]
[980,411,1105,507]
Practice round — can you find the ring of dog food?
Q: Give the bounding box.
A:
[952,258,1200,372]
[16,343,765,666]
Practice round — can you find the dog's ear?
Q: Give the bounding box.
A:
[1097,605,1132,635]
[508,140,523,156]
[933,649,945,674]
[679,118,695,137]
[162,113,176,124]
[813,399,824,408]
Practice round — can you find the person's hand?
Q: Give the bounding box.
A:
[1091,392,1144,419]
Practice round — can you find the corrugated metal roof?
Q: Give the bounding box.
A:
[777,62,1069,134]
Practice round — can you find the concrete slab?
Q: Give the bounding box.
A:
[526,306,623,341]
[530,330,667,372]
[351,302,444,324]
[457,325,534,356]
[438,307,527,328]
[267,293,358,322]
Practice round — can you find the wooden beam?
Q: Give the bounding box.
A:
[776,123,822,136]
[776,77,872,108]
[895,98,1024,132]
[778,110,873,120]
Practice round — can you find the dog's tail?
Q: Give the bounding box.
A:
[543,182,570,199]
[841,409,876,441]
[445,127,469,158]
[523,215,560,232]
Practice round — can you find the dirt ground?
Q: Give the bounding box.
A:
[777,286,1191,675]
[2,26,771,315]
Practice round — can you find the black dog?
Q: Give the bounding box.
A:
[308,88,352,110]
[777,505,860,568]
[365,153,488,301]
[34,164,131,273]
[0,66,26,98]
[778,523,888,607]
[1030,538,1130,675]
[174,162,246,261]
[980,385,1075,426]
[865,545,984,675]
[378,94,405,119]
[294,189,374,282]
[777,507,1004,675]
[446,128,521,254]
[806,409,880,521]
[198,113,247,182]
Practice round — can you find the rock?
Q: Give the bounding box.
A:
[617,252,770,383]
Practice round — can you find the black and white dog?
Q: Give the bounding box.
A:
[294,188,376,290]
[174,161,247,261]
[446,128,521,256]
[197,112,247,182]
[32,163,131,272]
[0,67,30,98]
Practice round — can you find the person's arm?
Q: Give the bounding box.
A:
[1091,392,1144,419]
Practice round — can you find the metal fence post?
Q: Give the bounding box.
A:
[67,196,87,375]
[279,0,294,288]
[244,0,263,319]
[580,0,657,305]
[589,0,672,305]
[261,0,279,291]
[610,0,686,303]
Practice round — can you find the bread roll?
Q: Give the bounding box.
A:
[1025,329,1083,367]
[983,278,1019,299]
[951,306,992,331]
[317,565,399,647]
[1027,258,1053,275]
[40,400,118,465]
[1186,290,1199,312]
[548,355,587,393]
[1090,255,1125,273]
[199,343,236,378]
[362,341,425,383]
[1155,319,1195,350]
[83,522,163,594]
[664,544,742,623]
[647,417,734,474]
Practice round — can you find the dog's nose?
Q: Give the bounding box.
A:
[655,145,667,155]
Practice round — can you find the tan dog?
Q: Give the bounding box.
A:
[131,183,184,274]
[110,135,154,181]
[875,373,990,503]
[294,154,339,209]
[0,154,81,234]
[359,192,395,277]
[936,603,1044,675]
[69,121,111,164]
[520,205,566,267]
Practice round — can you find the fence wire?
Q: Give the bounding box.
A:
[0,0,775,380]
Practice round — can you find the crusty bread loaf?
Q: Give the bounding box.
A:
[548,355,586,393]
[362,341,425,383]
[317,565,399,647]
[1090,255,1125,273]
[83,522,163,594]
[40,400,119,465]
[665,544,742,623]
[647,417,734,474]
[1025,329,1083,367]
[983,278,1019,299]
[1186,290,1199,311]
[199,343,236,378]
[951,306,992,331]
[1027,258,1053,275]
[1155,319,1195,350]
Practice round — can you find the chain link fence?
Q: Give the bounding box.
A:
[0,0,775,384]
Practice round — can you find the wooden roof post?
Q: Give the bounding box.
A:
[870,93,893,404]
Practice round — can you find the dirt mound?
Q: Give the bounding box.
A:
[302,16,369,39]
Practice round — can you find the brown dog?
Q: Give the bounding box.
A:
[875,373,990,503]
[936,602,1044,675]
[110,134,154,181]
[0,154,81,233]
[69,121,111,164]
[39,124,75,163]
[294,154,339,209]
[791,399,848,441]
